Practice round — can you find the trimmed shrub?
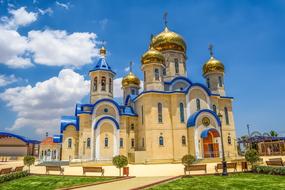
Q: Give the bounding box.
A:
[0,171,29,183]
[112,155,128,176]
[23,155,35,173]
[245,149,260,169]
[181,154,196,167]
[254,165,285,175]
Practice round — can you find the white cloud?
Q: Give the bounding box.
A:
[38,8,53,16]
[0,74,19,87]
[0,28,33,68]
[0,69,89,135]
[56,1,69,10]
[0,7,99,68]
[113,78,123,98]
[2,7,38,29]
[28,30,98,67]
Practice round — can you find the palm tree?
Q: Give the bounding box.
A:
[269,130,278,137]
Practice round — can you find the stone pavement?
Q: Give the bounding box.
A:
[73,176,172,190]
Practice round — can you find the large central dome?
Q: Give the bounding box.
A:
[152,27,186,53]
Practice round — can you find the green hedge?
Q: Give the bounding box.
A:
[253,165,285,175]
[0,171,29,183]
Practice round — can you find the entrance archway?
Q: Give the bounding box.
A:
[93,117,120,161]
[201,128,220,158]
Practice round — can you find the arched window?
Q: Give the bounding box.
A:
[207,78,210,88]
[182,136,186,145]
[159,136,164,146]
[101,76,106,91]
[179,103,185,123]
[68,138,72,148]
[142,138,145,147]
[228,135,232,145]
[109,78,112,93]
[158,103,163,123]
[224,107,229,125]
[86,138,91,148]
[93,77,97,91]
[104,137,108,147]
[218,76,223,87]
[144,71,146,82]
[154,68,160,81]
[131,89,135,95]
[196,99,201,111]
[213,105,217,113]
[120,138,123,148]
[175,58,179,74]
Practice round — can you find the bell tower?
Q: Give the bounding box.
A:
[89,46,116,103]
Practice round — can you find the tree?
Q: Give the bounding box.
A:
[181,154,196,167]
[112,155,128,176]
[23,155,35,173]
[245,149,260,169]
[269,130,278,137]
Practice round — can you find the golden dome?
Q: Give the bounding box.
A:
[152,27,186,52]
[99,46,106,56]
[122,72,140,88]
[203,56,225,76]
[141,46,165,65]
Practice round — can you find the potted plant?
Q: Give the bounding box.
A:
[112,155,128,176]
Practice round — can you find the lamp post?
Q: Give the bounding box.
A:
[218,112,228,176]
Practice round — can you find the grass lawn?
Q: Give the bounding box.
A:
[150,173,285,190]
[0,175,114,190]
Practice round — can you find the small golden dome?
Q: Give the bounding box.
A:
[152,27,186,53]
[203,56,225,76]
[141,46,165,65]
[122,72,140,88]
[99,46,106,56]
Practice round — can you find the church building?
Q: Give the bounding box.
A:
[49,22,238,163]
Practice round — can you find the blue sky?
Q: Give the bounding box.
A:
[0,0,284,140]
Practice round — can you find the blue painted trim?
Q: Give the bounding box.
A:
[53,134,63,143]
[92,98,121,114]
[60,116,79,133]
[164,76,193,85]
[94,116,120,129]
[124,94,137,106]
[187,109,221,128]
[200,128,220,138]
[184,83,212,96]
[0,132,40,144]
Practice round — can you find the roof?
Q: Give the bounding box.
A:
[0,131,40,144]
[89,57,115,74]
[41,137,58,145]
[238,136,285,143]
[60,116,79,133]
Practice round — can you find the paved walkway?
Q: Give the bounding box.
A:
[74,176,172,190]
